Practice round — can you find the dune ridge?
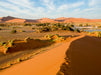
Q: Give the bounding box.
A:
[0,16,101,23]
[58,36,101,75]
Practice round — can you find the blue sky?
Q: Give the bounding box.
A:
[0,0,101,19]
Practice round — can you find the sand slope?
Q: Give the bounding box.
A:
[0,43,69,75]
[0,35,84,75]
[67,36,101,75]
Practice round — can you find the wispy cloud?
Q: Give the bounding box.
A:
[88,0,101,6]
[57,1,84,12]
[0,0,101,19]
[41,0,55,10]
[0,0,45,19]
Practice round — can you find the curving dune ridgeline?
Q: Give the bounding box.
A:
[57,36,101,75]
[0,35,85,75]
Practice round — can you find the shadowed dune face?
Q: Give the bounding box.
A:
[7,39,52,53]
[0,16,25,23]
[25,19,39,23]
[0,16,15,22]
[58,36,101,75]
[0,39,53,54]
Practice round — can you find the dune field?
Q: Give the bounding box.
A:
[0,0,101,75]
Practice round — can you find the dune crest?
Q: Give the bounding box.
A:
[58,36,101,75]
[0,16,101,23]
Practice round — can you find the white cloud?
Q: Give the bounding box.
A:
[0,0,100,19]
[7,0,34,10]
[88,0,101,6]
[57,1,84,12]
[41,0,55,11]
[71,2,84,7]
[0,0,45,19]
[74,8,81,12]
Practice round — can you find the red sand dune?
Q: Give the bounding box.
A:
[0,16,101,23]
[0,35,84,75]
[55,17,67,20]
[38,18,57,23]
[64,18,101,23]
[66,36,101,75]
[6,19,25,23]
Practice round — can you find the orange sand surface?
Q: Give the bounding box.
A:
[67,36,101,75]
[0,35,84,75]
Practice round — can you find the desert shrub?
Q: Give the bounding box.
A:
[16,58,20,63]
[24,37,32,42]
[52,27,58,31]
[36,23,43,26]
[11,30,17,33]
[32,27,35,29]
[79,24,83,27]
[98,26,101,28]
[44,34,52,40]
[0,23,5,27]
[19,30,25,32]
[56,23,61,28]
[24,23,32,26]
[85,23,89,26]
[41,26,51,32]
[36,23,50,26]
[62,26,74,31]
[8,40,14,46]
[35,29,40,33]
[51,35,59,40]
[0,28,2,30]
[74,29,80,33]
[3,43,8,47]
[70,24,74,27]
[0,42,6,46]
[97,32,101,37]
[45,34,64,42]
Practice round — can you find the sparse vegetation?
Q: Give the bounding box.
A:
[85,23,89,26]
[98,26,101,28]
[79,24,83,27]
[0,28,2,30]
[24,23,32,26]
[0,18,101,72]
[70,24,74,27]
[74,29,80,33]
[0,42,6,46]
[97,32,101,37]
[44,34,64,42]
[11,30,17,33]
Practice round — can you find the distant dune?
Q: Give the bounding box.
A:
[0,16,101,23]
[37,18,58,23]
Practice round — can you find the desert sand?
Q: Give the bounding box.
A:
[0,35,84,75]
[0,16,101,23]
[66,36,101,75]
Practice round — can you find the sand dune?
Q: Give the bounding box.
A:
[69,36,101,75]
[0,16,101,23]
[58,36,101,75]
[0,35,85,75]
